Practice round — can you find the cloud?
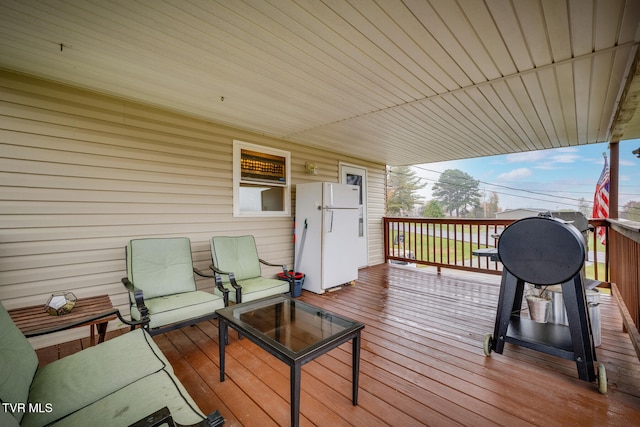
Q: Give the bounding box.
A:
[505,151,546,163]
[534,162,560,170]
[496,168,533,181]
[506,147,582,167]
[550,153,581,163]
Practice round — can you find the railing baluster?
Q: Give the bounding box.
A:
[382,217,611,281]
[453,223,457,266]
[428,222,431,262]
[439,223,443,265]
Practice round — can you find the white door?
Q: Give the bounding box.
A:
[340,163,368,267]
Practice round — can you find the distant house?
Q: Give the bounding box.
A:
[496,209,590,248]
[495,208,549,220]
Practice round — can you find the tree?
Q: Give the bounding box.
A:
[431,169,482,217]
[577,197,591,218]
[484,191,500,218]
[622,200,640,221]
[422,200,445,218]
[387,166,425,215]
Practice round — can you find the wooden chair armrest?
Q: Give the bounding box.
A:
[128,406,224,427]
[23,309,149,338]
[122,277,149,317]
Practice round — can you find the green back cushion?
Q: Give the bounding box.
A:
[128,238,196,299]
[0,302,39,424]
[211,236,262,281]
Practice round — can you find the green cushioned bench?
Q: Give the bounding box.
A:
[0,302,224,427]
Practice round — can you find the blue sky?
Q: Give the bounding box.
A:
[413,138,640,213]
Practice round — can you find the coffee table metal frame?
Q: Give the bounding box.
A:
[216,295,364,427]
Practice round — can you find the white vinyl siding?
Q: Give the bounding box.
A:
[0,70,385,347]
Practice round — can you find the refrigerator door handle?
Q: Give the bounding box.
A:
[328,210,334,233]
[328,183,334,207]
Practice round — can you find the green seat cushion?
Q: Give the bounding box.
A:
[0,303,39,424]
[213,277,290,303]
[0,410,19,427]
[21,329,170,427]
[130,291,224,329]
[128,238,196,299]
[46,371,205,427]
[210,236,262,281]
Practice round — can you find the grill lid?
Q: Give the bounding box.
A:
[497,216,585,285]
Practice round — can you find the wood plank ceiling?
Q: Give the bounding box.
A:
[1,0,639,166]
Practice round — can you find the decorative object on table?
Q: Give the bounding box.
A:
[44,292,77,316]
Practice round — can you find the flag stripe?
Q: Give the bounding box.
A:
[592,157,609,245]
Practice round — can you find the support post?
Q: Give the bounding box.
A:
[610,140,619,218]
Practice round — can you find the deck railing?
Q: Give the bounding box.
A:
[607,219,640,348]
[383,216,640,346]
[383,217,511,275]
[383,217,609,280]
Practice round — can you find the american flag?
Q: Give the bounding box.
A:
[592,156,609,244]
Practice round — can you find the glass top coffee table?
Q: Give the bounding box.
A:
[216,295,364,427]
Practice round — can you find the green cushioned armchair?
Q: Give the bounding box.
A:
[122,237,229,335]
[209,236,292,304]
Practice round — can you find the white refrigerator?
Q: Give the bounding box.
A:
[295,182,360,294]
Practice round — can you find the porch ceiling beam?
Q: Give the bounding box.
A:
[610,47,640,141]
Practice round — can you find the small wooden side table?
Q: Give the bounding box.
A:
[8,295,116,345]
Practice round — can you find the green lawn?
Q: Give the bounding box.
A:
[585,262,608,281]
[391,229,608,280]
[391,232,482,264]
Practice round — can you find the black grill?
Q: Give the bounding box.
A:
[485,216,606,393]
[498,216,585,286]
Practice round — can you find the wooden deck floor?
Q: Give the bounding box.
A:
[38,264,640,426]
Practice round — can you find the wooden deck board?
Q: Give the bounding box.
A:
[35,264,640,426]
